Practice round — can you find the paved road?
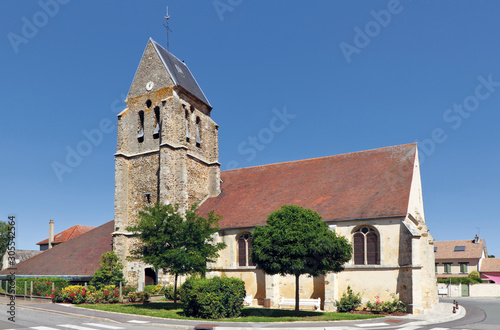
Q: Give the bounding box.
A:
[0,304,169,330]
[5,296,499,330]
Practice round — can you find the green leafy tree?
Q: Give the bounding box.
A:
[127,202,226,308]
[90,251,126,290]
[251,205,352,316]
[0,221,10,270]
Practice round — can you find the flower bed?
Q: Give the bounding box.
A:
[51,284,141,304]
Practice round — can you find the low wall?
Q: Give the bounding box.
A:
[437,283,500,298]
[470,283,500,297]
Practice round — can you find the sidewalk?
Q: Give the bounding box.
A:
[1,295,465,329]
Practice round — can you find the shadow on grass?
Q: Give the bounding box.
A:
[79,302,383,322]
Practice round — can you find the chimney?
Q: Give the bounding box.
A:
[48,220,54,249]
[474,234,479,244]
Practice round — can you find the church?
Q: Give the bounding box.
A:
[112,38,438,313]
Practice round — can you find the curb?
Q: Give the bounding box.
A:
[16,304,125,325]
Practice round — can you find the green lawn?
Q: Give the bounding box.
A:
[78,302,383,322]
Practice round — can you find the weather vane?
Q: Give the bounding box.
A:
[163,6,172,51]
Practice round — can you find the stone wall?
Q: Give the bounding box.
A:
[113,40,220,288]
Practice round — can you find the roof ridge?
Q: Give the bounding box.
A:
[222,143,417,173]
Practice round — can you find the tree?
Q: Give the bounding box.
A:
[251,205,352,316]
[0,221,10,270]
[127,202,226,308]
[90,251,126,290]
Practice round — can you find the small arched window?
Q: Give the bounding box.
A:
[353,226,379,265]
[153,106,160,139]
[195,117,201,147]
[237,233,254,267]
[185,109,190,142]
[137,110,145,142]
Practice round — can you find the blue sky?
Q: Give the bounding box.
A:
[1,1,499,256]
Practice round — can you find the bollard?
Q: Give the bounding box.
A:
[453,306,456,313]
[25,281,27,298]
[456,301,459,309]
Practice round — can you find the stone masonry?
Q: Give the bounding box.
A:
[112,40,220,287]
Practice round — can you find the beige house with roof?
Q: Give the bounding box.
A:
[434,235,487,278]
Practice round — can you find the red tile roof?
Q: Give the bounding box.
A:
[480,258,500,272]
[36,224,95,245]
[0,221,113,276]
[199,144,417,229]
[434,239,486,260]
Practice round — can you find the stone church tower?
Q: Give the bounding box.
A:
[112,39,220,287]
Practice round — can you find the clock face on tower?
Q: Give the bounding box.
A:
[146,81,154,91]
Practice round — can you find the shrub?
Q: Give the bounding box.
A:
[90,251,126,290]
[180,276,245,319]
[335,286,362,312]
[127,292,138,302]
[437,277,482,284]
[102,287,120,303]
[51,289,68,303]
[144,284,163,294]
[122,285,136,297]
[61,285,87,304]
[16,277,69,297]
[137,291,150,302]
[164,285,181,301]
[469,270,481,280]
[85,291,104,304]
[365,296,406,314]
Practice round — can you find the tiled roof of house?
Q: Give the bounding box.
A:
[36,224,95,245]
[0,221,113,276]
[13,250,41,262]
[480,258,500,272]
[434,239,486,260]
[199,144,417,229]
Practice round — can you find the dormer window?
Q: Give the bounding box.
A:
[138,111,145,142]
[153,106,160,139]
[195,117,201,147]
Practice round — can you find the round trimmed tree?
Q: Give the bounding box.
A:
[251,205,352,316]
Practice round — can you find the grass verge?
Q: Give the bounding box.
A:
[78,302,384,322]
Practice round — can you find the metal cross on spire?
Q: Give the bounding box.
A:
[163,6,172,51]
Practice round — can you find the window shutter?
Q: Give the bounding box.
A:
[238,238,247,267]
[366,232,378,265]
[353,233,364,265]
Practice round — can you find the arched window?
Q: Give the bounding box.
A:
[237,233,254,267]
[153,106,160,139]
[185,109,190,142]
[353,226,379,265]
[137,110,145,142]
[195,117,201,147]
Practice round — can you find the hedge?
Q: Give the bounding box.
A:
[179,276,246,319]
